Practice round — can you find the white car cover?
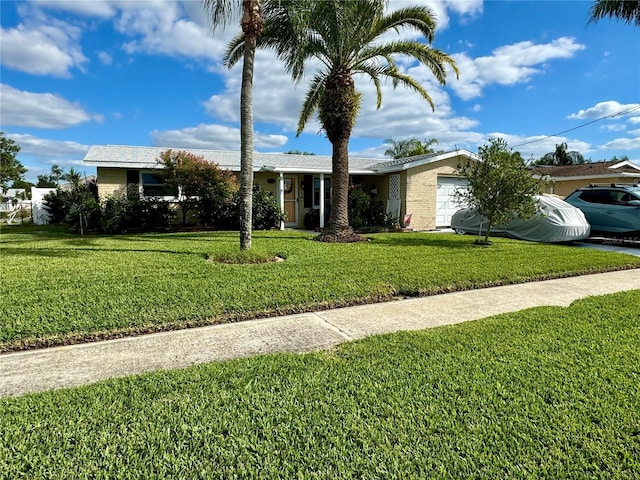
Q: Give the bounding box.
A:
[451,195,591,243]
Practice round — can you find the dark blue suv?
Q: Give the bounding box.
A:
[564,184,640,235]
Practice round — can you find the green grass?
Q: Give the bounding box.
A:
[2,290,639,478]
[1,226,639,350]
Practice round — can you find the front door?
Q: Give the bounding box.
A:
[284,176,298,226]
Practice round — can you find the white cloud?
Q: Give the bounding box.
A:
[112,1,232,66]
[600,124,627,132]
[150,124,288,151]
[98,51,113,65]
[568,101,640,120]
[627,129,640,137]
[6,133,90,159]
[0,21,87,77]
[600,137,640,150]
[450,37,585,100]
[0,84,102,129]
[29,0,120,18]
[629,116,640,125]
[15,1,232,73]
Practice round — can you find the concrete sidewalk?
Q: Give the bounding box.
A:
[2,269,639,398]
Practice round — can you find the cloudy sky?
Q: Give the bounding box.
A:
[1,0,639,182]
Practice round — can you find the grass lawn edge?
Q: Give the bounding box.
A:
[3,263,638,353]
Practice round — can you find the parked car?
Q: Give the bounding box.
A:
[451,195,591,243]
[564,184,640,235]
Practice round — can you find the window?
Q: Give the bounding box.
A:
[578,190,612,204]
[141,173,177,197]
[313,176,331,208]
[126,170,139,186]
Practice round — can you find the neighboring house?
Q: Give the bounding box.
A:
[83,145,479,230]
[531,160,640,197]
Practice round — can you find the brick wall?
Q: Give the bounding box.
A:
[404,157,464,231]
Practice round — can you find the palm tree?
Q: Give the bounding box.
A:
[589,0,640,26]
[203,0,264,250]
[226,0,458,241]
[384,138,441,159]
[533,142,586,166]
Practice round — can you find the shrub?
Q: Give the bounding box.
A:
[207,186,285,230]
[158,150,237,226]
[348,186,388,232]
[252,186,286,230]
[44,179,101,233]
[99,187,173,233]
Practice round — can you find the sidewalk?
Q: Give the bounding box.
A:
[2,269,639,398]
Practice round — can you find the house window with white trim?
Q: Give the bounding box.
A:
[141,172,177,197]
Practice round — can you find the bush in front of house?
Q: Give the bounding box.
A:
[99,187,173,233]
[348,186,394,232]
[204,185,285,230]
[44,178,101,233]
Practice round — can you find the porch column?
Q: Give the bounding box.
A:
[319,173,325,229]
[278,172,285,230]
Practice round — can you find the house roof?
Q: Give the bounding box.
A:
[531,160,640,181]
[83,145,478,175]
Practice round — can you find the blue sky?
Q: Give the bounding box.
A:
[1,0,639,183]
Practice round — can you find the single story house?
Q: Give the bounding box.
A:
[531,160,640,197]
[83,145,479,230]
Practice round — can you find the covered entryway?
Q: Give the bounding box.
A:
[436,176,467,227]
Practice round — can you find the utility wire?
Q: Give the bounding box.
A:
[511,104,640,148]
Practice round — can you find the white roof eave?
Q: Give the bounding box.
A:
[531,172,640,181]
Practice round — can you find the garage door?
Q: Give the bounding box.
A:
[436,177,468,227]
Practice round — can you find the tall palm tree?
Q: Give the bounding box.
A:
[589,0,640,26]
[203,0,264,250]
[226,0,458,241]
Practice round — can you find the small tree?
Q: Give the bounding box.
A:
[0,132,26,192]
[456,138,542,244]
[158,150,238,226]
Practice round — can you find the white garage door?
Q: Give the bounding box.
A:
[436,177,468,227]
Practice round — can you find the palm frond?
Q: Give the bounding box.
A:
[297,73,326,136]
[588,0,640,25]
[202,0,241,33]
[356,63,385,109]
[369,6,438,44]
[223,33,245,68]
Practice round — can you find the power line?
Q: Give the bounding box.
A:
[511,104,640,148]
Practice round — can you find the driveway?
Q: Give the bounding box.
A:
[574,236,640,257]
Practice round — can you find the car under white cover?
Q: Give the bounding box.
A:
[451,195,591,243]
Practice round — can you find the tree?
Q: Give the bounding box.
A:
[158,149,238,226]
[203,0,267,250]
[0,132,26,192]
[533,142,586,166]
[227,0,458,241]
[455,138,542,244]
[384,138,442,159]
[589,0,640,26]
[284,150,315,155]
[36,164,65,187]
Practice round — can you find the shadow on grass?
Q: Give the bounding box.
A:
[0,247,205,259]
[367,233,480,249]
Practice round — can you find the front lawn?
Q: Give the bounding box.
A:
[1,227,639,350]
[1,290,638,478]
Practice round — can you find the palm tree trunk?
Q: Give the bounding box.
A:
[239,32,256,250]
[328,136,350,234]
